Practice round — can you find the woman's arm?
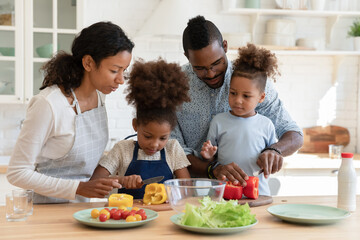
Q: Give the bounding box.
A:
[7,95,81,200]
[91,165,111,180]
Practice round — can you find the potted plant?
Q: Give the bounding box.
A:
[348,18,360,51]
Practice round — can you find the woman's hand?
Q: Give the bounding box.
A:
[213,162,249,187]
[200,140,217,161]
[256,150,283,179]
[76,178,121,198]
[118,175,143,189]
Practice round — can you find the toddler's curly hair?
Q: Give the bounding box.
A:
[125,59,190,129]
[232,43,280,92]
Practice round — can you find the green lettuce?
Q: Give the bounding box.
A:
[181,196,256,228]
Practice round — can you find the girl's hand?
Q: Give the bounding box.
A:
[200,140,218,160]
[119,175,143,189]
[76,178,121,198]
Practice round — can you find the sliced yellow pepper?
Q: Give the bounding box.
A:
[108,193,133,208]
[143,183,167,205]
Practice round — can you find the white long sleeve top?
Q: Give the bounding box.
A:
[6,85,104,200]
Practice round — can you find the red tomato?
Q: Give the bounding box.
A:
[136,209,145,215]
[109,208,117,219]
[113,210,122,220]
[139,212,147,220]
[121,210,130,219]
[99,214,108,222]
[136,209,147,220]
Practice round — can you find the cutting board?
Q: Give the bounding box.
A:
[238,195,273,207]
[133,200,172,211]
[299,125,350,153]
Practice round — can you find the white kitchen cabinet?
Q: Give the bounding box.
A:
[223,7,360,56]
[274,154,360,196]
[0,0,83,104]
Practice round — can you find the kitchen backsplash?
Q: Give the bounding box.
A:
[0,0,358,155]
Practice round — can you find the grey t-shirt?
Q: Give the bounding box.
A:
[207,112,277,196]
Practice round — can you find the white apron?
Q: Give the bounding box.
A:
[34,89,108,203]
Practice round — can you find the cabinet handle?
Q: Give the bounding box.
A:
[331,170,339,175]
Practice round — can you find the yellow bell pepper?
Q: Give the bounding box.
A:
[143,183,167,205]
[108,193,133,208]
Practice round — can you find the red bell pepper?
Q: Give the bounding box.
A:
[223,181,243,200]
[243,176,259,199]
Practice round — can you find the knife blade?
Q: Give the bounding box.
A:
[142,176,164,185]
[253,169,264,177]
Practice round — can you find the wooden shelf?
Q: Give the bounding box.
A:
[0,25,15,31]
[223,8,360,18]
[227,49,360,57]
[222,8,360,48]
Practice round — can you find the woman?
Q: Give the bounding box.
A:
[6,22,134,203]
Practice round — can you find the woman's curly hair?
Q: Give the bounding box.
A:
[125,59,190,129]
[232,43,280,92]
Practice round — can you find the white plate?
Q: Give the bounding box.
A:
[170,213,257,234]
[73,207,158,229]
[267,204,351,224]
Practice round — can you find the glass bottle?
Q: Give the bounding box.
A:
[337,152,357,212]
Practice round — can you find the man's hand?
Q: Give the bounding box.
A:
[213,162,249,187]
[76,178,121,198]
[256,150,283,178]
[200,140,218,160]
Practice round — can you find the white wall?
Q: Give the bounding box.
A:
[0,0,359,155]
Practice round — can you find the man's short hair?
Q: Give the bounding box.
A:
[182,15,223,55]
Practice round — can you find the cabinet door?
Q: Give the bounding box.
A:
[0,0,23,103]
[24,0,81,102]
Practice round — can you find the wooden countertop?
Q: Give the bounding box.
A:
[1,195,359,240]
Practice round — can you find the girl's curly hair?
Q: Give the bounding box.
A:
[125,59,190,129]
[232,43,280,92]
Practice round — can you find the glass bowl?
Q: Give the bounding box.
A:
[164,178,226,213]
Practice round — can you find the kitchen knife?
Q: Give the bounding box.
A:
[142,176,164,185]
[253,169,264,177]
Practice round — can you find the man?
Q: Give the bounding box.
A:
[171,15,303,187]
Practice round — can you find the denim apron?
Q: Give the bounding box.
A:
[118,141,173,199]
[34,89,108,203]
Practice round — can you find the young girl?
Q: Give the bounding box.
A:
[91,59,191,199]
[201,43,282,196]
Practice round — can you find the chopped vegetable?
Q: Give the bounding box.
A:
[223,181,243,200]
[143,183,167,205]
[108,194,133,208]
[243,177,259,199]
[181,197,256,228]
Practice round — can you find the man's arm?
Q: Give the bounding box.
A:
[270,131,303,157]
[171,124,207,177]
[186,154,208,177]
[257,131,303,178]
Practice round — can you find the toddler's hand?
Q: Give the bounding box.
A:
[200,140,217,160]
